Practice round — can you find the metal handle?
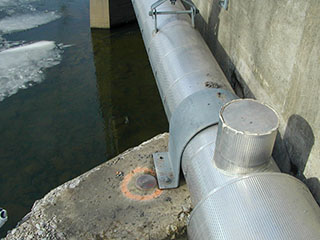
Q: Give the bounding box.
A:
[149,0,199,32]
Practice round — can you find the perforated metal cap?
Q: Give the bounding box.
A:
[214,99,279,174]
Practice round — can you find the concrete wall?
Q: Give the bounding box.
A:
[90,0,135,28]
[191,0,320,202]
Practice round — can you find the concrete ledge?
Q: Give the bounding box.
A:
[90,0,136,29]
[5,133,191,240]
[90,0,110,29]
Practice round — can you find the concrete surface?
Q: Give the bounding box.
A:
[5,133,191,239]
[191,0,320,203]
[90,0,135,29]
[90,0,110,29]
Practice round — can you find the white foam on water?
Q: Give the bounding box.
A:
[0,12,60,34]
[0,41,62,101]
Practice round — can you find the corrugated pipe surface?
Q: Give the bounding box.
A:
[131,0,320,239]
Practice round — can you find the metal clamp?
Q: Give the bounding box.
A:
[0,208,7,228]
[153,89,237,189]
[149,0,199,32]
[219,0,228,10]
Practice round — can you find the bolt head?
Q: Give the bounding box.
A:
[135,174,157,190]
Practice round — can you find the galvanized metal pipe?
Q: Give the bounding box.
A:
[131,0,320,239]
[132,0,232,119]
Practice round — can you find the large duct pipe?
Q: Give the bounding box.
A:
[131,0,320,239]
[132,0,233,119]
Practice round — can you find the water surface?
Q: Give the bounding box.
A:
[0,0,167,236]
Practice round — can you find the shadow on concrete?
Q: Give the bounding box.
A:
[192,1,320,204]
[283,115,320,204]
[284,115,315,176]
[193,1,246,98]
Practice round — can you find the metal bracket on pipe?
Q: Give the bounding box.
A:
[153,89,237,189]
[149,0,199,32]
[219,0,228,10]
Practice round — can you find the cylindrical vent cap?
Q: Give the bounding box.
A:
[214,99,279,174]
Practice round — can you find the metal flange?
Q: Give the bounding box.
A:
[153,88,237,189]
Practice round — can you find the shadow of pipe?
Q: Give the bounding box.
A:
[283,115,320,204]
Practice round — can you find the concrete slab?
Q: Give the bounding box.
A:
[5,133,191,240]
[90,0,110,29]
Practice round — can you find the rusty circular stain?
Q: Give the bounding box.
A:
[135,174,157,190]
[121,167,163,201]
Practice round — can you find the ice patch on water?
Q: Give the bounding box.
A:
[57,43,73,49]
[0,0,18,7]
[0,41,62,101]
[0,12,60,34]
[0,36,25,50]
[0,0,65,101]
[0,0,38,7]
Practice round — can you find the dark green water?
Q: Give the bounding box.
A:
[0,0,167,236]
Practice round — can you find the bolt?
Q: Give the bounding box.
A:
[164,177,172,183]
[136,174,157,190]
